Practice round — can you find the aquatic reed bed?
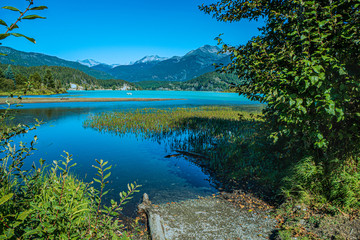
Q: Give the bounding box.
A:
[83,105,283,186]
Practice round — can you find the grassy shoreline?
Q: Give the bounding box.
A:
[0,97,184,104]
[85,106,360,239]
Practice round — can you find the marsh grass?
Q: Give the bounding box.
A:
[84,105,360,239]
[84,106,286,189]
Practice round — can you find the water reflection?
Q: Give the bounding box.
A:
[4,91,260,217]
[8,106,218,217]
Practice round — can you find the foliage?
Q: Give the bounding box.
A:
[14,74,27,87]
[0,0,47,46]
[137,72,240,91]
[0,145,140,239]
[94,79,138,90]
[0,78,14,91]
[0,64,138,92]
[283,156,360,210]
[44,68,55,89]
[4,66,14,81]
[0,66,64,94]
[0,2,142,239]
[200,0,360,208]
[29,72,41,89]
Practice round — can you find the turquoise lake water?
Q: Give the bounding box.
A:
[7,90,258,216]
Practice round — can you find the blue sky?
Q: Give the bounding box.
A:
[1,0,264,64]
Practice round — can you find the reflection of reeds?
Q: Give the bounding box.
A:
[84,106,271,180]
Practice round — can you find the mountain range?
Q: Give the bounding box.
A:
[92,45,230,82]
[0,47,113,80]
[0,45,230,82]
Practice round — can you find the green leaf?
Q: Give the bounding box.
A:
[17,210,32,221]
[0,193,14,205]
[9,24,19,30]
[13,220,23,228]
[339,68,347,76]
[72,208,89,217]
[93,178,101,183]
[0,19,7,27]
[289,99,296,106]
[30,6,48,11]
[104,166,112,172]
[22,228,41,237]
[22,15,46,20]
[104,172,111,180]
[312,65,323,74]
[10,33,36,43]
[0,33,10,40]
[2,6,21,12]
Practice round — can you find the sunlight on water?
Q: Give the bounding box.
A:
[8,90,258,216]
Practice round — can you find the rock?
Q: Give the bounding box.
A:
[138,193,151,214]
[138,194,276,240]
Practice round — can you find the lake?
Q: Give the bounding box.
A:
[7,90,258,216]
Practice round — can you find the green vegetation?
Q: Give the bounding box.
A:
[94,79,138,90]
[0,64,138,93]
[200,0,360,238]
[84,106,283,184]
[137,72,239,91]
[0,65,66,95]
[0,2,145,239]
[0,46,114,80]
[0,145,140,239]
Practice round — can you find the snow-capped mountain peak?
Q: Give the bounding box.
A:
[185,45,222,57]
[134,55,168,64]
[77,59,102,67]
[199,45,221,54]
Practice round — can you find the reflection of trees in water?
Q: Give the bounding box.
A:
[0,107,94,126]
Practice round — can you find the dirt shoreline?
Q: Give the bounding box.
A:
[0,97,184,104]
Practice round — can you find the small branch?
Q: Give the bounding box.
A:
[106,185,140,218]
[5,0,34,34]
[53,174,66,226]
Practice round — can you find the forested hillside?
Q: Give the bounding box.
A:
[137,72,239,91]
[0,64,137,91]
[0,46,113,80]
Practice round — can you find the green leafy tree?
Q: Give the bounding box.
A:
[29,72,42,89]
[0,77,15,90]
[54,79,61,90]
[44,68,55,88]
[4,65,14,80]
[15,73,27,87]
[200,1,360,206]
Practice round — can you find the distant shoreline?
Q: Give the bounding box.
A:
[0,97,184,104]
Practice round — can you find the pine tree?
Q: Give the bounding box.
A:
[44,69,55,89]
[4,65,15,80]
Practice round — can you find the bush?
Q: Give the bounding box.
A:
[0,78,15,91]
[0,119,140,239]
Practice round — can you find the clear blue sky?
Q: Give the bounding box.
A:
[1,0,264,64]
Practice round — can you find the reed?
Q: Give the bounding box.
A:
[83,106,282,186]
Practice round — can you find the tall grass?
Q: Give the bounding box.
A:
[84,106,285,186]
[85,105,360,211]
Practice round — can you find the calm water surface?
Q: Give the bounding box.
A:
[9,90,257,216]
